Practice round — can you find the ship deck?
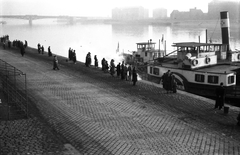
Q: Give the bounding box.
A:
[154,58,240,74]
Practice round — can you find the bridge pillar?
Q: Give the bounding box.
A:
[29,19,32,25]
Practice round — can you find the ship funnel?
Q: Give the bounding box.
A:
[220,11,230,51]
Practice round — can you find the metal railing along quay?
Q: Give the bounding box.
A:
[0,59,28,119]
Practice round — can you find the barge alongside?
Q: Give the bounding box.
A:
[134,12,240,103]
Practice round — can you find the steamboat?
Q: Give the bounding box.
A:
[133,12,240,103]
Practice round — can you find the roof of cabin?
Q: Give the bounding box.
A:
[137,42,156,45]
[172,42,225,47]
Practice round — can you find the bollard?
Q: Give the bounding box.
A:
[237,112,240,126]
[224,106,229,114]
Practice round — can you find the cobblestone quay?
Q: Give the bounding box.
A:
[1,45,240,154]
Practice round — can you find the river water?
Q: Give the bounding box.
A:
[1,18,240,64]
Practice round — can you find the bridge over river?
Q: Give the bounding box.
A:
[0,15,90,24]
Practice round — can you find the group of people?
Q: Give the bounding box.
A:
[0,35,28,57]
[102,59,138,86]
[101,58,109,73]
[68,48,77,64]
[161,70,177,93]
[37,43,52,57]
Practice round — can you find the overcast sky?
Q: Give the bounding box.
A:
[0,0,234,17]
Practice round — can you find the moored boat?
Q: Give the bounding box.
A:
[135,11,240,103]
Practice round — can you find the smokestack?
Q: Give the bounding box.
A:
[220,11,230,51]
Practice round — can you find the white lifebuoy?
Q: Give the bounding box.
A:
[238,54,240,60]
[206,57,211,64]
[192,59,198,66]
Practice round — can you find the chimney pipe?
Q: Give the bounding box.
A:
[220,11,230,51]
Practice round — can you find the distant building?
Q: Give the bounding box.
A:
[208,0,240,20]
[152,8,167,19]
[170,7,207,20]
[112,7,149,20]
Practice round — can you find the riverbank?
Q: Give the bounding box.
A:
[1,42,240,154]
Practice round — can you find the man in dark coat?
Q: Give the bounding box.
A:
[48,46,52,57]
[110,59,115,76]
[215,82,225,110]
[41,45,44,54]
[68,48,72,61]
[121,61,125,80]
[116,63,121,78]
[53,55,59,70]
[72,50,76,64]
[132,67,137,86]
[94,55,98,68]
[101,58,106,71]
[37,43,41,54]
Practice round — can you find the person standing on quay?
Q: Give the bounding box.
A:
[101,58,106,71]
[53,55,59,70]
[37,43,41,54]
[127,65,132,81]
[132,67,137,86]
[72,50,77,64]
[24,40,28,48]
[94,55,98,68]
[68,47,72,61]
[171,74,177,93]
[121,61,125,80]
[85,52,91,67]
[116,63,121,78]
[41,45,44,54]
[110,59,115,77]
[215,82,225,110]
[48,46,52,57]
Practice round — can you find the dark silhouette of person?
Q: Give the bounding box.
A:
[132,67,138,86]
[163,70,171,93]
[72,50,76,64]
[94,55,98,68]
[53,55,59,70]
[37,43,41,54]
[127,65,132,81]
[105,60,109,73]
[20,45,25,56]
[116,63,121,78]
[237,112,240,126]
[41,45,44,54]
[68,48,72,61]
[48,46,52,57]
[110,59,115,76]
[3,42,6,49]
[101,58,106,71]
[85,52,91,67]
[215,82,225,110]
[24,40,28,48]
[171,74,177,93]
[121,61,125,80]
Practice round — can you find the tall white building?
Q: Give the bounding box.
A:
[112,7,149,20]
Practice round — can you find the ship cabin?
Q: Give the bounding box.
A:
[133,42,161,63]
[172,42,236,70]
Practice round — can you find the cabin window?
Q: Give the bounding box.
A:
[153,68,159,75]
[209,46,215,52]
[215,46,220,52]
[208,75,219,84]
[145,52,147,57]
[228,76,234,84]
[150,67,153,74]
[195,74,205,82]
